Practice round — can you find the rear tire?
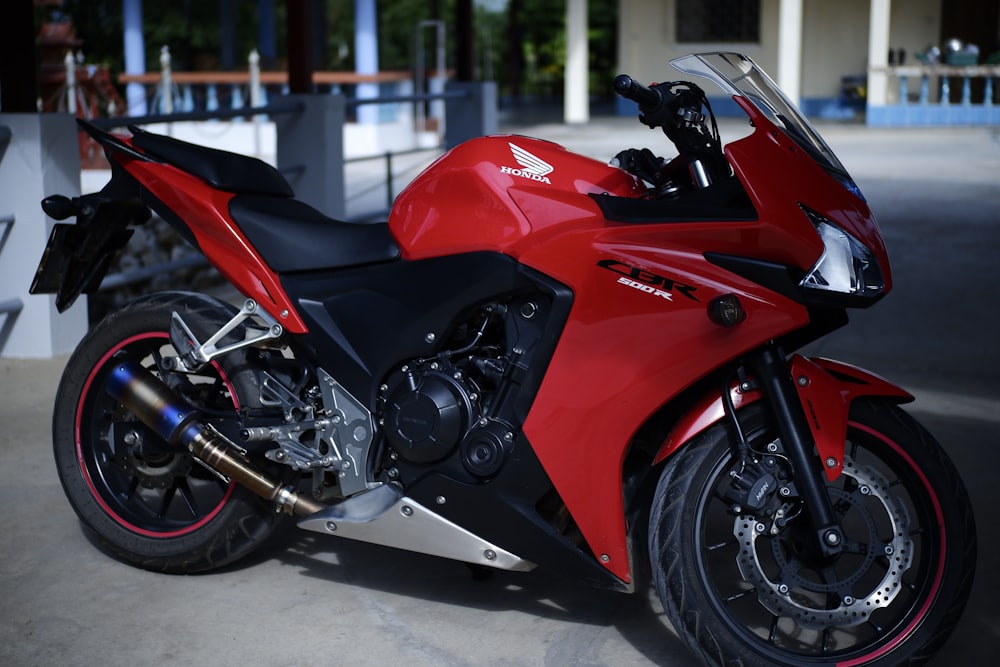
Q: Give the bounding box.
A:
[649,399,976,666]
[53,292,286,573]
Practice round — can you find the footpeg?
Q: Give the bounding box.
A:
[169,312,200,368]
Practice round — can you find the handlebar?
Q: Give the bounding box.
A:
[613,74,661,109]
[612,73,727,189]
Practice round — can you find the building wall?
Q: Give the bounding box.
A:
[801,0,871,101]
[801,0,939,110]
[618,0,780,94]
[617,0,942,114]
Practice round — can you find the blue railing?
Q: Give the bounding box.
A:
[868,65,1000,126]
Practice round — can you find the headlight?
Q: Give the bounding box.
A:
[799,208,885,300]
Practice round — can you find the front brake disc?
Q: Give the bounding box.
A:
[733,455,914,628]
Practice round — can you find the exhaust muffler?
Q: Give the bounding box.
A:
[106,359,324,517]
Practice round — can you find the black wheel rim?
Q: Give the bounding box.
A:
[693,419,946,663]
[76,332,238,537]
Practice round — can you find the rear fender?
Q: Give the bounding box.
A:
[30,193,149,312]
[654,355,913,480]
[31,121,157,312]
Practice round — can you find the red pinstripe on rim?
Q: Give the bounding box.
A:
[836,420,947,666]
[75,332,237,538]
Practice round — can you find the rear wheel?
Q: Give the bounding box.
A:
[649,399,976,666]
[53,292,286,572]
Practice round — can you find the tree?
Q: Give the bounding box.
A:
[38,0,618,107]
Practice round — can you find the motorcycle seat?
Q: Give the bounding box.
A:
[129,126,295,197]
[228,193,401,272]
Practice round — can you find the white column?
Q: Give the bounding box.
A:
[867,0,891,106]
[777,0,803,106]
[64,51,77,114]
[123,0,147,116]
[0,114,87,358]
[564,0,588,124]
[354,0,379,126]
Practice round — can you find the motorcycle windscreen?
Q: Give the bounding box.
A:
[671,52,852,179]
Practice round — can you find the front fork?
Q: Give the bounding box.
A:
[657,346,914,559]
[747,346,844,557]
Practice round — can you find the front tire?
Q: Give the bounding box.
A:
[649,399,976,666]
[53,292,286,573]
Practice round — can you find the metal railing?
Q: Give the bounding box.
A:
[1,124,25,352]
[0,204,23,352]
[869,64,1000,125]
[87,99,304,129]
[109,46,416,118]
[887,65,998,105]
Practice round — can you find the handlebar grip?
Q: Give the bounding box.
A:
[613,74,662,108]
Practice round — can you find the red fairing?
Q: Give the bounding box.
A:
[789,356,913,479]
[110,148,308,334]
[512,121,882,582]
[653,355,914,476]
[729,96,892,290]
[389,136,646,260]
[389,116,890,582]
[515,229,810,580]
[655,382,764,465]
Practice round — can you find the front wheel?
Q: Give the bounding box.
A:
[649,399,976,667]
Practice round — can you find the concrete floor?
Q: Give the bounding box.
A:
[2,118,998,666]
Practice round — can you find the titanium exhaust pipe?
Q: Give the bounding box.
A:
[106,359,325,517]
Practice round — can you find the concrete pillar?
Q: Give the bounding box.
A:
[444,81,498,149]
[0,114,87,358]
[564,0,589,124]
[123,0,147,116]
[275,96,347,219]
[355,0,379,126]
[867,0,891,106]
[777,0,803,106]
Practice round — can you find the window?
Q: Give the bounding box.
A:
[676,0,761,43]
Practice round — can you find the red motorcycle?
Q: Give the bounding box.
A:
[31,53,974,666]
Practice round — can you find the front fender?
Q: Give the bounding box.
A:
[654,355,913,480]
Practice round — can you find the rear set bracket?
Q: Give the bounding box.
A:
[169,298,283,371]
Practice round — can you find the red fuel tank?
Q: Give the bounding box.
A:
[388,136,645,260]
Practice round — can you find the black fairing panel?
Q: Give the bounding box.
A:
[591,174,757,223]
[407,440,628,591]
[281,253,601,583]
[280,252,568,408]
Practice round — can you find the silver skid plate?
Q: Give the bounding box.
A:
[298,484,534,571]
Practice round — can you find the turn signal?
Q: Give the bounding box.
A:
[708,294,746,327]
